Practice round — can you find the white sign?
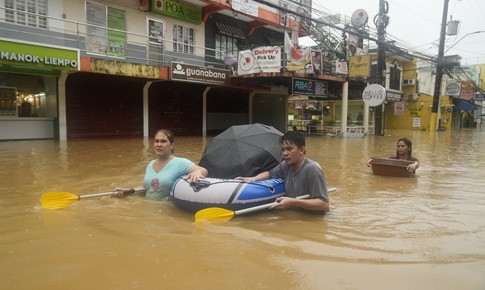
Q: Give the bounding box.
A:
[351,9,368,27]
[362,84,386,107]
[237,46,281,75]
[445,82,461,96]
[413,118,421,128]
[335,60,348,74]
[231,0,258,16]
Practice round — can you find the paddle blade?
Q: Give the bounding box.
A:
[41,192,80,210]
[195,207,235,223]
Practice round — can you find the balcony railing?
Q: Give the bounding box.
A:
[0,5,345,78]
[0,5,228,70]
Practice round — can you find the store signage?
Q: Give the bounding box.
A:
[291,78,328,97]
[445,82,461,96]
[459,81,476,100]
[362,84,386,106]
[151,0,201,24]
[0,39,79,70]
[237,47,281,75]
[386,91,401,101]
[348,54,371,77]
[171,62,230,85]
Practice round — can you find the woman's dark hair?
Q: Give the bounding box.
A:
[396,137,413,160]
[281,131,305,148]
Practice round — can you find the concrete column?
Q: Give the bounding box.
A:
[341,81,349,133]
[364,103,370,134]
[202,87,210,136]
[143,81,151,137]
[58,72,69,140]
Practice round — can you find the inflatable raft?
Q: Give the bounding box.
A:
[170,177,285,213]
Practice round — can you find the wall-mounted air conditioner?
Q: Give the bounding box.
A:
[403,79,416,86]
[407,93,419,100]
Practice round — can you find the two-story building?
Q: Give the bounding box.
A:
[2,0,456,140]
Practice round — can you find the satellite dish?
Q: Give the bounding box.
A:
[224,53,236,66]
[351,9,368,27]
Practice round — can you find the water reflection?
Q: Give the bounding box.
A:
[1,130,485,289]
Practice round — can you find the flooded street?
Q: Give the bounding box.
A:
[1,129,484,290]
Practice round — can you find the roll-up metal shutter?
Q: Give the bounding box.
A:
[66,73,144,138]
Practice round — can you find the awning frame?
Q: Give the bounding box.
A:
[215,22,246,40]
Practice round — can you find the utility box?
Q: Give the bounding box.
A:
[447,20,459,35]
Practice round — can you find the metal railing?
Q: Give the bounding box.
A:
[0,5,343,76]
[0,5,226,69]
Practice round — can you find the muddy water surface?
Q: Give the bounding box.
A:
[1,129,484,289]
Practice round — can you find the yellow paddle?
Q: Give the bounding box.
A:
[195,187,336,223]
[41,188,138,210]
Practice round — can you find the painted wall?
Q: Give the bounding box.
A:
[62,0,205,55]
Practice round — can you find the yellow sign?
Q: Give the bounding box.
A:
[348,54,371,78]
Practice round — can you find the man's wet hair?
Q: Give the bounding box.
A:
[280,131,305,148]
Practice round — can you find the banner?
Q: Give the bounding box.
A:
[284,31,310,65]
[237,46,281,75]
[310,49,323,75]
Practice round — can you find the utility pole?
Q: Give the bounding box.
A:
[430,0,450,132]
[374,0,388,136]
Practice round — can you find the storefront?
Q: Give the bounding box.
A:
[286,78,370,135]
[0,39,79,140]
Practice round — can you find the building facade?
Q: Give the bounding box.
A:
[2,0,470,140]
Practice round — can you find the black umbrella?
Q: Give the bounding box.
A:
[199,123,283,179]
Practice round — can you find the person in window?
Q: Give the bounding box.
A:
[236,131,329,214]
[114,129,208,200]
[356,112,363,125]
[367,137,420,173]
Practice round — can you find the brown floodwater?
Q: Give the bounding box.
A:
[1,129,484,290]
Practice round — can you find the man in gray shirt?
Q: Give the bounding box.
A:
[237,131,329,214]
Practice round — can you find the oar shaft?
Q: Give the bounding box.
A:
[78,188,136,199]
[234,187,336,216]
[234,194,308,215]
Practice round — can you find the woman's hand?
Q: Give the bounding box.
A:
[407,162,419,172]
[113,188,125,198]
[184,165,208,182]
[366,159,373,167]
[184,171,205,183]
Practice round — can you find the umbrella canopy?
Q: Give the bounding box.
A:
[199,123,283,179]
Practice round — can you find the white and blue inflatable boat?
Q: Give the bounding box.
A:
[170,177,285,213]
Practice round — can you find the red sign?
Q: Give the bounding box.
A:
[459,81,476,100]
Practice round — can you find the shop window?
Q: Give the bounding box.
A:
[0,87,18,117]
[389,61,402,91]
[147,18,165,66]
[370,63,377,82]
[5,0,48,29]
[172,25,194,54]
[215,34,238,60]
[0,74,55,118]
[17,92,46,117]
[86,1,127,57]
